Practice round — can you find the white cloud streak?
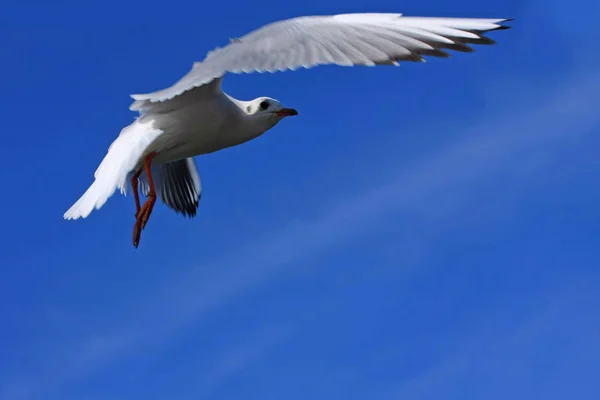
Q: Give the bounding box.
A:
[385,273,600,400]
[190,324,292,396]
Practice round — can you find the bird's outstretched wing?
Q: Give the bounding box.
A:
[64,119,164,220]
[130,13,511,108]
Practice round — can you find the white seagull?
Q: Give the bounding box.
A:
[63,13,512,247]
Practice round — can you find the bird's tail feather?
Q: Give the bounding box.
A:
[63,119,163,220]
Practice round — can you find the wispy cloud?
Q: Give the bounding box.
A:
[189,324,292,396]
[385,273,600,400]
[3,65,600,400]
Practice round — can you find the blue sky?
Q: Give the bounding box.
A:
[2,0,600,399]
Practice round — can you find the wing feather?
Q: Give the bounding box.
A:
[139,158,202,218]
[64,119,163,220]
[130,14,511,106]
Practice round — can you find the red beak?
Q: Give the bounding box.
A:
[275,108,298,117]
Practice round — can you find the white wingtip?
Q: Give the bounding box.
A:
[63,181,111,220]
[64,119,163,221]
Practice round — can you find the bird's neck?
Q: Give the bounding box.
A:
[226,93,277,137]
[220,94,274,146]
[224,93,248,111]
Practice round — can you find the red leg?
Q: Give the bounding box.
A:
[130,168,143,216]
[138,153,157,229]
[132,152,157,248]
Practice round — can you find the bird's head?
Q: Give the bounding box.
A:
[244,97,298,129]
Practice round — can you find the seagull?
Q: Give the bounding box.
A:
[63,13,512,248]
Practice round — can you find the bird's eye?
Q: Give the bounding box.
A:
[259,101,269,110]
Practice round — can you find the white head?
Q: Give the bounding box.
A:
[242,96,298,131]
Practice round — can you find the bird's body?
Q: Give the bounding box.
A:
[65,79,292,230]
[139,84,262,164]
[63,12,512,247]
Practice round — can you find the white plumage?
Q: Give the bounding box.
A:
[64,119,163,220]
[130,14,511,107]
[64,13,511,243]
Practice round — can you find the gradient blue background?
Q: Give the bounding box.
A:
[2,0,599,399]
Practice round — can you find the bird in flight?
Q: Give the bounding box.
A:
[64,13,512,248]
